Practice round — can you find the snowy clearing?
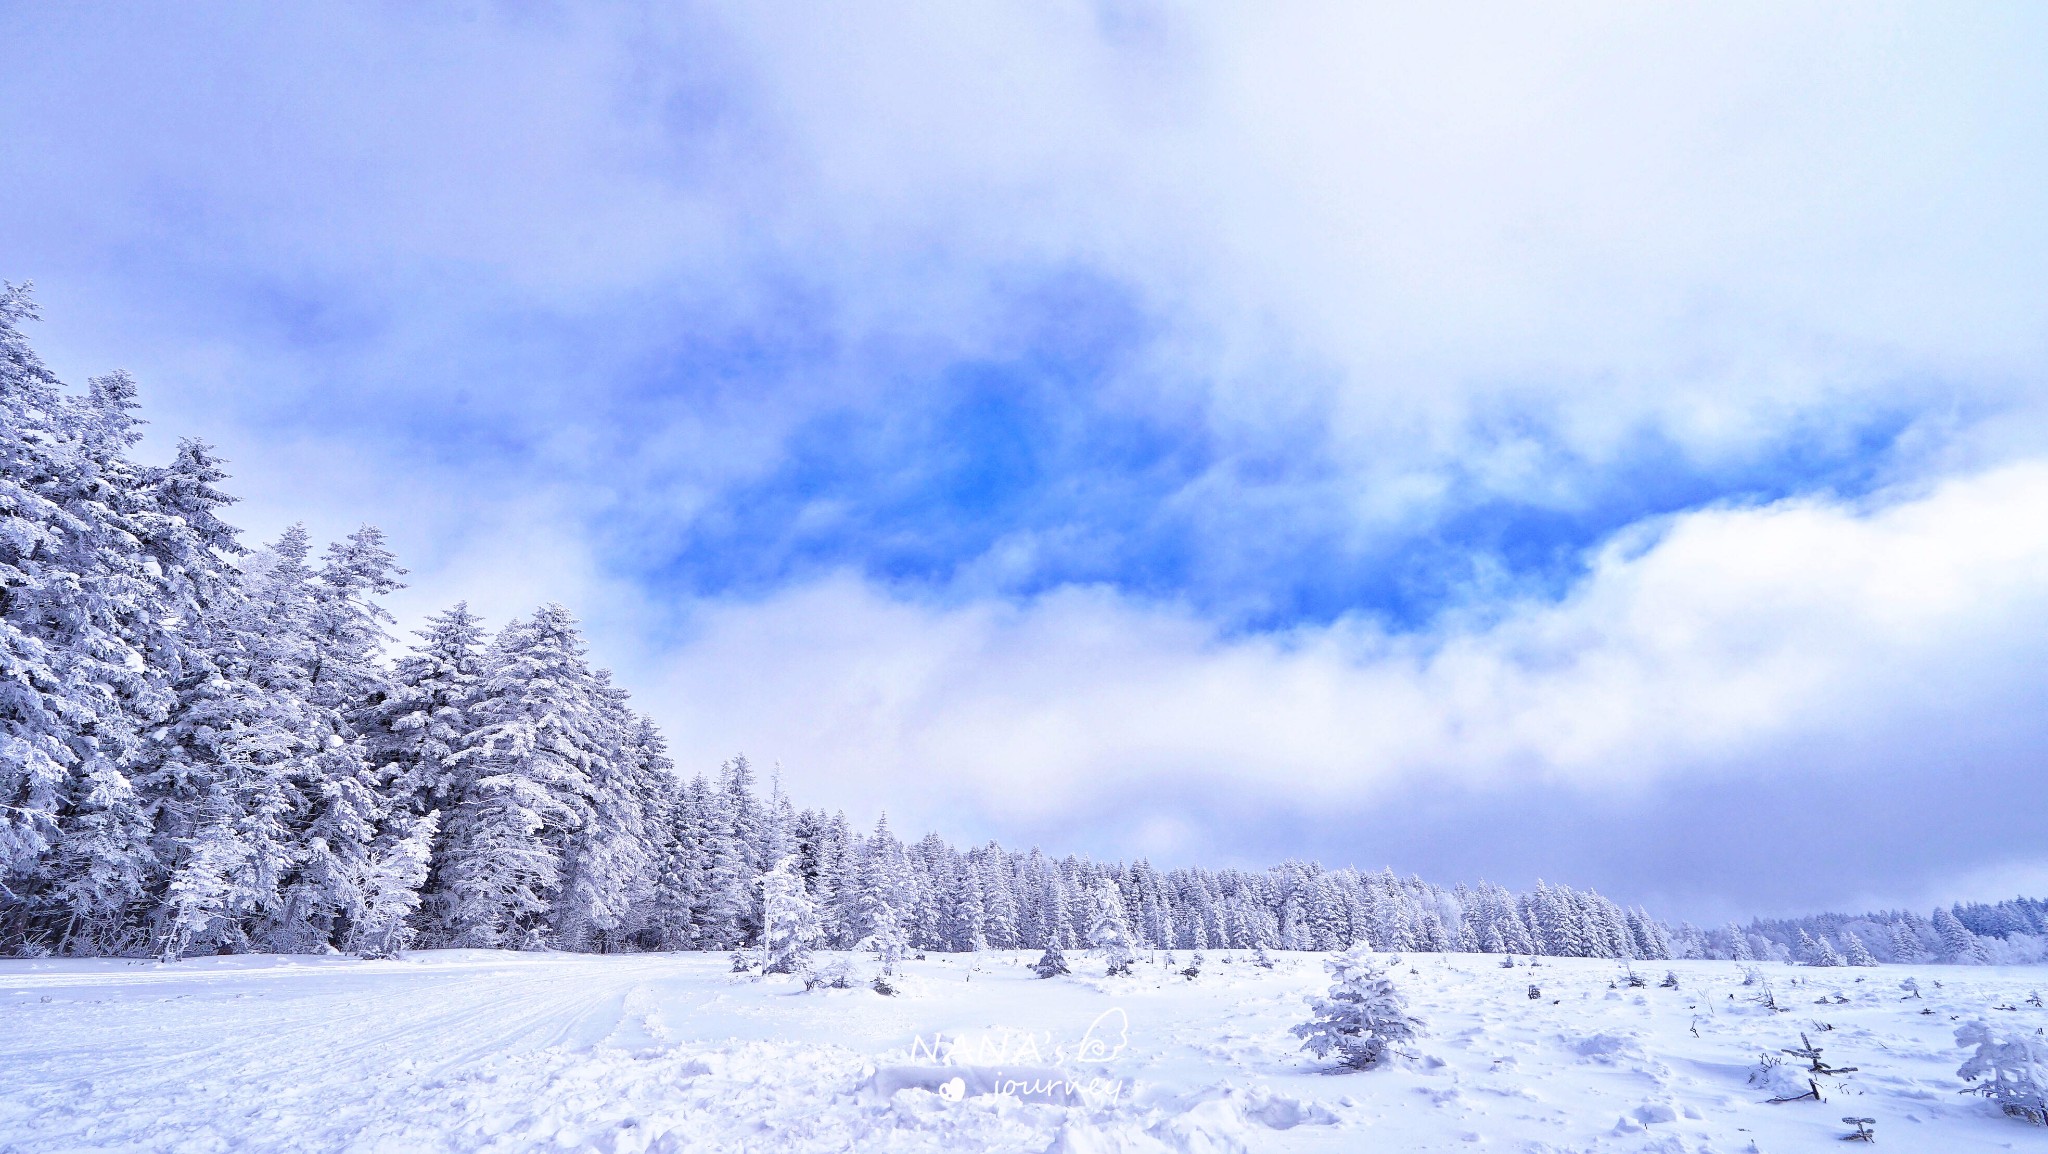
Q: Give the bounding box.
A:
[2,950,2041,1153]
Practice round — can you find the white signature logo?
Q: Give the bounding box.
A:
[1066,1007,1129,1064]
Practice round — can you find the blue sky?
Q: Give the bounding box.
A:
[5,2,2048,920]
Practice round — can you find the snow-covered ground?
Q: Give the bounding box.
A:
[2,949,2040,1152]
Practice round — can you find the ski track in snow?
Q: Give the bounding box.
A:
[1,950,2041,1153]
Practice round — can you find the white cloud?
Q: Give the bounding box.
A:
[706,1,2048,470]
[640,459,2048,838]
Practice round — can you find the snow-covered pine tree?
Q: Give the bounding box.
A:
[1180,869,1220,951]
[554,683,658,952]
[147,528,341,959]
[1015,848,1049,949]
[1292,945,1421,1070]
[304,526,404,716]
[844,814,911,980]
[1132,859,1173,949]
[1725,922,1756,961]
[436,604,607,949]
[1813,934,1844,967]
[1625,907,1670,960]
[949,854,989,952]
[347,810,438,959]
[792,808,849,948]
[1934,907,1985,964]
[862,894,910,982]
[644,774,705,949]
[1089,876,1137,976]
[2,300,243,955]
[1033,938,1070,978]
[0,308,127,903]
[1843,932,1879,968]
[1796,928,1822,965]
[823,811,859,949]
[910,833,953,952]
[758,769,793,876]
[1373,870,1417,953]
[362,603,488,943]
[697,757,758,949]
[1302,873,1347,951]
[263,526,406,955]
[980,846,1021,949]
[761,855,822,977]
[1888,919,1924,963]
[1037,853,1072,949]
[363,603,487,818]
[42,433,241,956]
[141,667,293,960]
[436,771,559,950]
[1591,895,1632,959]
[721,756,765,883]
[1498,889,1537,955]
[847,814,899,945]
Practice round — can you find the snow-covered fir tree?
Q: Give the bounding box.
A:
[1033,939,1070,978]
[761,855,822,977]
[1089,877,1138,977]
[1957,1020,2048,1126]
[348,810,438,959]
[436,605,608,949]
[1935,906,1985,964]
[1292,946,1421,1070]
[363,602,487,819]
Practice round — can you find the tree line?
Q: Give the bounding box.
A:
[1669,897,2048,968]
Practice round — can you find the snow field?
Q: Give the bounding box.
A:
[2,949,2043,1152]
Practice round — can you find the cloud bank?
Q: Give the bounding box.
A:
[649,461,2048,912]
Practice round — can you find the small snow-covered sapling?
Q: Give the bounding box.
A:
[1660,971,1680,989]
[1499,954,1516,969]
[1841,1116,1876,1142]
[1293,947,1421,1071]
[1527,984,1542,1000]
[1957,1019,2048,1126]
[1032,942,1070,979]
[1900,977,1921,1000]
